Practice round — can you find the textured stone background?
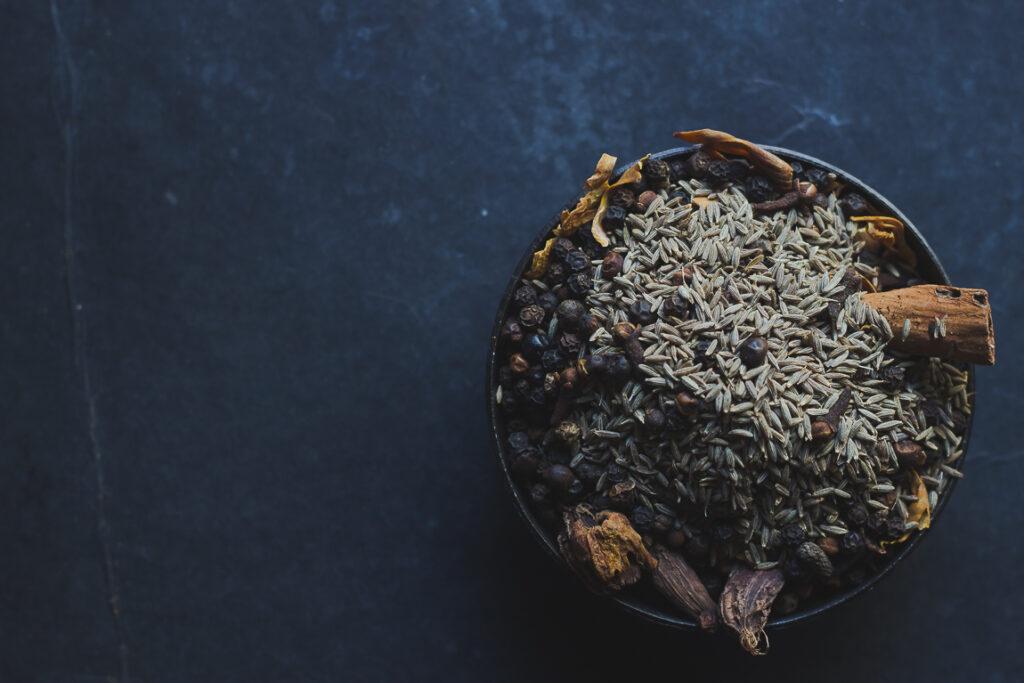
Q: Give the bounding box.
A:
[1,1,1021,680]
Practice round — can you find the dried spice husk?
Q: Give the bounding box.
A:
[650,547,718,631]
[557,504,656,594]
[584,153,617,190]
[591,155,649,247]
[719,567,785,655]
[524,237,556,279]
[884,469,931,546]
[851,215,918,269]
[673,129,793,189]
[690,196,715,210]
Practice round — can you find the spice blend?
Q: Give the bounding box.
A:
[492,130,986,653]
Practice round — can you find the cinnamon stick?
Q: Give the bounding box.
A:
[862,285,994,365]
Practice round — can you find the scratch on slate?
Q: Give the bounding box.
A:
[52,2,131,680]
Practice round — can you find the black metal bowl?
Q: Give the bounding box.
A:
[485,144,973,629]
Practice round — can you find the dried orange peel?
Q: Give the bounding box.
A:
[590,155,648,247]
[851,215,918,268]
[883,469,931,548]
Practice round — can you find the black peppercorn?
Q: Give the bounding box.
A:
[882,515,906,541]
[879,365,906,392]
[541,349,564,371]
[643,407,666,432]
[529,482,550,505]
[526,386,547,408]
[603,204,627,231]
[790,161,804,176]
[606,354,631,380]
[745,175,774,203]
[845,503,869,527]
[606,462,627,483]
[780,523,807,547]
[642,158,671,190]
[537,291,558,315]
[513,378,531,397]
[584,354,607,375]
[866,510,888,535]
[630,505,655,532]
[574,462,602,485]
[522,332,549,360]
[501,319,523,344]
[841,531,865,556]
[497,366,513,385]
[558,332,582,356]
[508,448,539,479]
[518,304,545,329]
[685,150,714,179]
[526,365,545,384]
[805,166,829,189]
[577,314,599,336]
[627,299,656,325]
[567,479,585,498]
[606,186,635,210]
[540,463,575,492]
[545,262,566,284]
[668,159,688,182]
[706,159,733,187]
[555,299,585,326]
[512,284,537,308]
[551,237,575,262]
[738,336,768,367]
[668,189,691,204]
[664,409,688,433]
[507,431,530,453]
[499,393,520,415]
[662,293,689,318]
[567,272,591,297]
[840,192,870,215]
[565,249,590,272]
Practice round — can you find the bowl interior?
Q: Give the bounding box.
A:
[486,145,974,629]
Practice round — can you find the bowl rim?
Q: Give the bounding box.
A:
[485,143,974,630]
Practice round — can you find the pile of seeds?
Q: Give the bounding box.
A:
[494,148,969,616]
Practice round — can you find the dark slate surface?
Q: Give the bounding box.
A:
[1,1,1021,680]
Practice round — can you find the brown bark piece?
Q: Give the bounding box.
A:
[862,285,994,365]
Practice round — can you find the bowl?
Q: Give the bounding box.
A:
[485,144,974,629]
